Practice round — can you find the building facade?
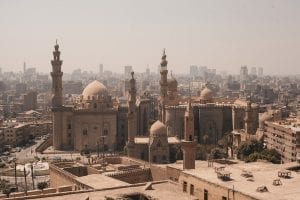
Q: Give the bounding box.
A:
[51,43,152,152]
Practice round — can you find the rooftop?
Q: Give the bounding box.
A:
[168,160,300,200]
[33,181,196,200]
[75,174,130,189]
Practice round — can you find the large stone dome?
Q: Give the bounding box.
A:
[150,120,167,137]
[82,80,108,100]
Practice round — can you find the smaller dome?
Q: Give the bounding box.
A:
[150,120,167,137]
[82,80,107,100]
[200,86,213,101]
[168,74,178,88]
[259,112,273,124]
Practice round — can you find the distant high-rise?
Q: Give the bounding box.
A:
[240,65,248,90]
[23,62,26,74]
[258,67,263,77]
[146,67,150,77]
[23,91,37,111]
[250,67,257,76]
[99,64,103,76]
[189,65,198,76]
[124,65,133,79]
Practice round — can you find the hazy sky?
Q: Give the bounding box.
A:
[0,0,299,75]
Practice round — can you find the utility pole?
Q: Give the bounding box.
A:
[23,167,27,196]
[100,136,106,167]
[31,163,35,190]
[97,140,100,158]
[14,160,18,191]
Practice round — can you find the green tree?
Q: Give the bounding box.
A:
[37,182,48,190]
[237,139,263,160]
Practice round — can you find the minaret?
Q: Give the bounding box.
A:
[51,41,63,107]
[159,49,168,121]
[127,71,137,157]
[244,100,253,134]
[181,94,197,170]
[23,62,26,74]
[51,41,64,150]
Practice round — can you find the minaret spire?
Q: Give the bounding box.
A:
[127,71,137,157]
[181,81,196,169]
[51,41,63,107]
[159,49,169,122]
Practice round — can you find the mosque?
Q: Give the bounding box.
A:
[51,43,259,164]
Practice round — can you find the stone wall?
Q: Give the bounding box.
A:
[106,168,152,184]
[150,165,167,181]
[36,136,53,153]
[166,166,181,182]
[178,171,259,200]
[49,164,91,190]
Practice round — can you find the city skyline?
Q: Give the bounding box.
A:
[0,0,299,75]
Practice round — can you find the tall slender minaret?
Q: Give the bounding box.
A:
[244,100,253,134]
[127,71,137,157]
[51,41,64,150]
[159,49,168,121]
[51,41,63,107]
[181,95,197,170]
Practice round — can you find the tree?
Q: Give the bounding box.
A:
[236,139,281,164]
[210,147,228,159]
[237,139,263,160]
[37,182,48,190]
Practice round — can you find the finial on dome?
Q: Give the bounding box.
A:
[54,39,59,51]
[131,71,134,79]
[160,48,168,67]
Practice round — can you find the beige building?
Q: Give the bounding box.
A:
[263,119,300,163]
[51,43,152,153]
[157,50,259,146]
[1,122,30,146]
[23,91,37,111]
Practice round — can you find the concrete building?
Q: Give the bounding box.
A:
[263,119,300,163]
[258,67,263,77]
[23,91,37,111]
[1,122,30,146]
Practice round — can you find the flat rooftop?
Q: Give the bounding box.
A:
[168,160,300,200]
[34,181,197,200]
[75,174,130,189]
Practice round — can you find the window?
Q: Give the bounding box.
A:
[183,181,187,192]
[204,189,208,200]
[68,124,71,129]
[153,156,157,163]
[83,129,88,135]
[222,197,227,200]
[103,129,108,135]
[190,184,194,195]
[157,140,162,147]
[94,103,97,108]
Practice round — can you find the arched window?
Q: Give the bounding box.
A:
[83,129,88,135]
[157,139,162,147]
[103,129,108,135]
